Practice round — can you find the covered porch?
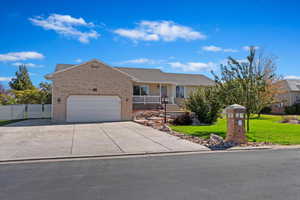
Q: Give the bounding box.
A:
[132,82,188,105]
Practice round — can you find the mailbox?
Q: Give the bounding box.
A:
[225,104,247,144]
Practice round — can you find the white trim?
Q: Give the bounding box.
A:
[133,80,176,84]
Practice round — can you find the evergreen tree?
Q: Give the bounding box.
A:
[9,65,34,90]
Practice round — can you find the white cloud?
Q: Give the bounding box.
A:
[202,45,222,52]
[75,58,82,63]
[243,46,259,51]
[29,14,99,43]
[0,77,12,82]
[120,58,162,65]
[284,75,300,80]
[114,20,206,42]
[168,61,215,72]
[202,45,238,53]
[0,51,44,62]
[11,62,43,68]
[223,48,238,53]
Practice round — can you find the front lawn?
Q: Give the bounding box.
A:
[170,115,300,145]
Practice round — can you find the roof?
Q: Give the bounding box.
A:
[49,60,215,86]
[55,64,74,72]
[115,67,215,86]
[285,79,300,91]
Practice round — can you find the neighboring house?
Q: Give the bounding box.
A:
[45,59,214,123]
[271,79,300,113]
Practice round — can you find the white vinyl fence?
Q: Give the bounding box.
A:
[0,104,51,120]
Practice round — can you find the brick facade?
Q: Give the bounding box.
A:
[49,60,133,122]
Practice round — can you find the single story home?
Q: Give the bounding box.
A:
[271,79,300,113]
[45,59,214,123]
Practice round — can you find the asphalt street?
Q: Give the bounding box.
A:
[1,149,300,200]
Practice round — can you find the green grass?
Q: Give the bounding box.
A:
[0,119,25,126]
[170,115,300,145]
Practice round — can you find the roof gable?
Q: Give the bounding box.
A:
[45,59,135,80]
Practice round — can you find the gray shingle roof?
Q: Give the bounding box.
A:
[55,64,75,72]
[286,79,300,91]
[54,63,215,86]
[115,67,215,86]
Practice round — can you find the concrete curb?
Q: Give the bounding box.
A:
[227,146,273,151]
[0,149,210,164]
[1,145,300,165]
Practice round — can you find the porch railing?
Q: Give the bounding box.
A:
[133,96,161,104]
[133,96,174,104]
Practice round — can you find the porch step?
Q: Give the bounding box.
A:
[165,104,182,112]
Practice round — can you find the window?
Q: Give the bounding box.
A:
[133,85,149,96]
[296,95,300,103]
[176,86,185,98]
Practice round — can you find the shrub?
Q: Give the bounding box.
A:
[260,106,272,114]
[185,87,222,124]
[284,103,300,115]
[172,112,193,125]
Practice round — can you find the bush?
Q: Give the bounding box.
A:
[185,87,222,124]
[260,106,272,114]
[172,112,193,125]
[285,103,300,115]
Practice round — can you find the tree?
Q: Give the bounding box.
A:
[39,82,52,104]
[185,87,222,124]
[12,89,41,104]
[0,94,17,105]
[9,65,34,90]
[212,46,279,132]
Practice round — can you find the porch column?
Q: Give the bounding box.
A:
[159,83,162,103]
[171,85,176,104]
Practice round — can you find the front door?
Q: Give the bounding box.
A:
[161,85,167,97]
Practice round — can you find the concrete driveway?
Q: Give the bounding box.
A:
[0,119,208,161]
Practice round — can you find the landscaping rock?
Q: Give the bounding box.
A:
[134,110,272,150]
[209,134,224,145]
[203,134,237,150]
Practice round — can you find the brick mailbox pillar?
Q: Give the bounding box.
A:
[225,104,247,144]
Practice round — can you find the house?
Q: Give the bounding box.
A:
[271,79,300,113]
[45,59,214,123]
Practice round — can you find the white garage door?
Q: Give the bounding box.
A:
[67,95,121,122]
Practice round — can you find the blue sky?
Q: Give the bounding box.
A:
[1,0,300,87]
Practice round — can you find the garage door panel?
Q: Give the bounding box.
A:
[67,95,121,122]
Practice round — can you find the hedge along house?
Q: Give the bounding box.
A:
[45,59,214,123]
